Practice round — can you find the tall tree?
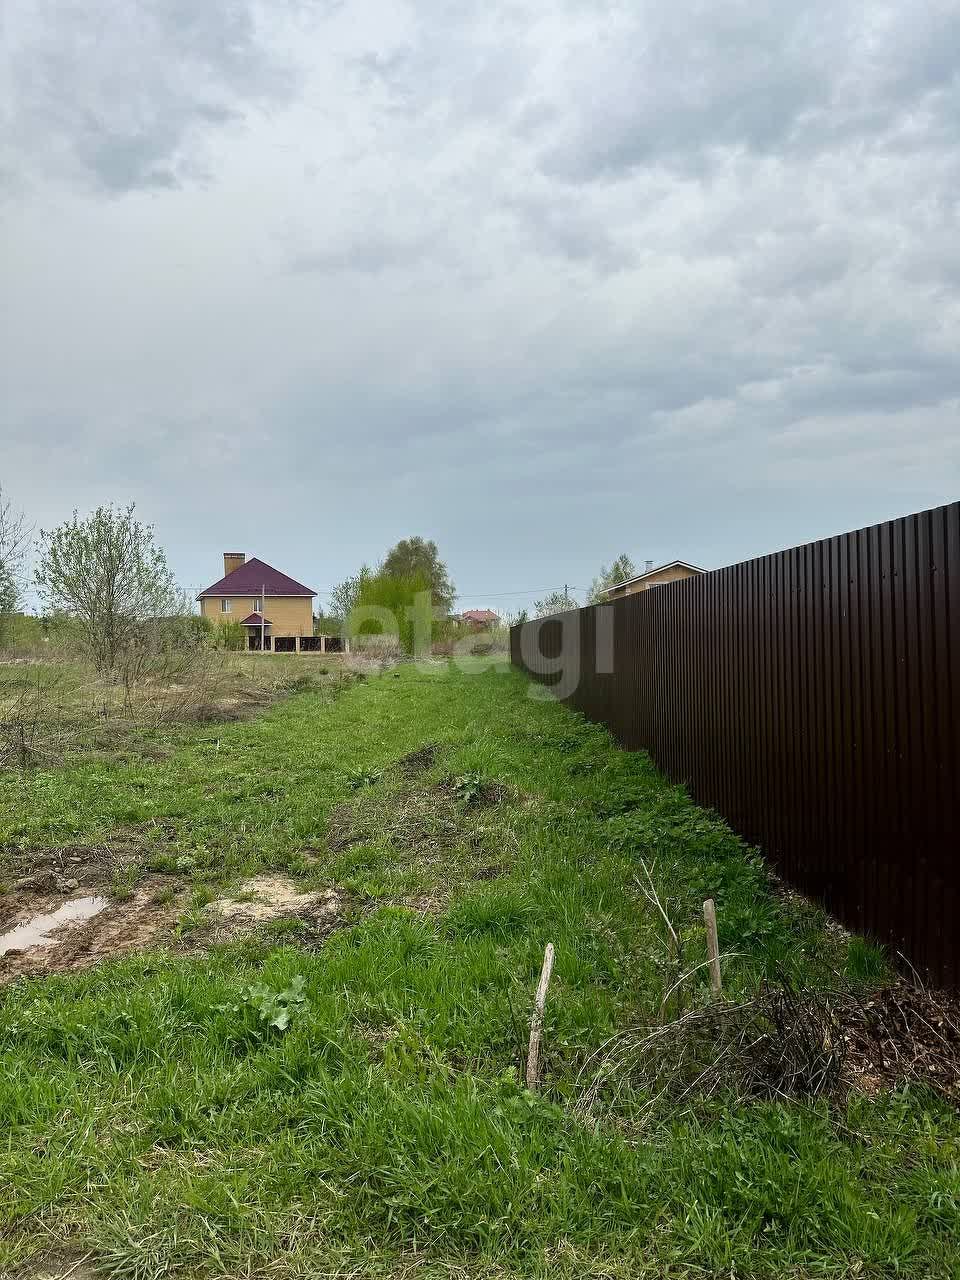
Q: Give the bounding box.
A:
[380,537,456,614]
[533,589,579,617]
[34,504,177,672]
[587,553,637,603]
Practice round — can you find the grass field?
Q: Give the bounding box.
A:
[0,653,350,770]
[1,660,958,1278]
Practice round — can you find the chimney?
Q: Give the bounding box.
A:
[645,559,654,572]
[223,552,245,577]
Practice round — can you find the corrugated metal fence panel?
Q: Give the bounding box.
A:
[510,502,960,987]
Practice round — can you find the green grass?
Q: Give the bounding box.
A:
[0,653,349,772]
[1,661,958,1278]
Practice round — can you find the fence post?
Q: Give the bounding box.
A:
[703,899,722,996]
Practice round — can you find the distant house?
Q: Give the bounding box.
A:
[604,560,705,601]
[197,553,317,650]
[458,609,501,628]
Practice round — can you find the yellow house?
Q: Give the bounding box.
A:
[197,553,316,650]
[604,559,705,600]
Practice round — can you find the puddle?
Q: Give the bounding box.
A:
[0,896,109,956]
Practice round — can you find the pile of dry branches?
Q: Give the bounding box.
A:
[0,674,72,768]
[575,978,847,1126]
[576,976,960,1129]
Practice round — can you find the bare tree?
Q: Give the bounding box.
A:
[34,504,177,672]
[0,484,31,615]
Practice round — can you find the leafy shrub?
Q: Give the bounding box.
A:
[216,975,308,1034]
[214,620,246,652]
[347,766,382,789]
[451,771,486,804]
[350,571,432,656]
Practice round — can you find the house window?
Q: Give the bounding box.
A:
[254,598,261,612]
[221,599,232,614]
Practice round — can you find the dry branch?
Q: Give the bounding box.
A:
[526,942,555,1090]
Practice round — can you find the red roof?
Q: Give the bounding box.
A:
[239,612,271,626]
[197,557,315,599]
[460,609,500,623]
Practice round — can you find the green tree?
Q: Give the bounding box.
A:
[328,564,372,625]
[587,553,637,603]
[34,503,177,672]
[350,571,432,656]
[215,619,246,651]
[380,537,456,614]
[533,589,578,617]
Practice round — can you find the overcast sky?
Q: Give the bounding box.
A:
[2,0,958,614]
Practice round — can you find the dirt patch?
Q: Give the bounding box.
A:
[13,1249,98,1280]
[4,839,145,893]
[209,874,339,923]
[200,875,342,944]
[840,983,960,1099]
[397,743,439,775]
[0,879,185,981]
[1,895,109,955]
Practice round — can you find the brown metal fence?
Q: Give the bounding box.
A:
[510,502,960,986]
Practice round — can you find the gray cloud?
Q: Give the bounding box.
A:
[1,0,296,193]
[1,0,958,613]
[537,1,960,179]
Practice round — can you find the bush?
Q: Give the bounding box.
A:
[0,612,82,657]
[350,572,432,656]
[214,620,246,652]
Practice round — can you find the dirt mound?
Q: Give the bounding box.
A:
[397,743,439,775]
[328,782,476,855]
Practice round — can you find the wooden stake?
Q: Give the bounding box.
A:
[525,942,555,1090]
[703,899,722,996]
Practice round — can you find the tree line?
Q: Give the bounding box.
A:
[530,553,637,617]
[0,483,650,663]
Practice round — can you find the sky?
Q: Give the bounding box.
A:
[2,0,959,616]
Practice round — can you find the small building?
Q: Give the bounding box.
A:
[197,553,317,650]
[604,560,705,601]
[458,608,501,628]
